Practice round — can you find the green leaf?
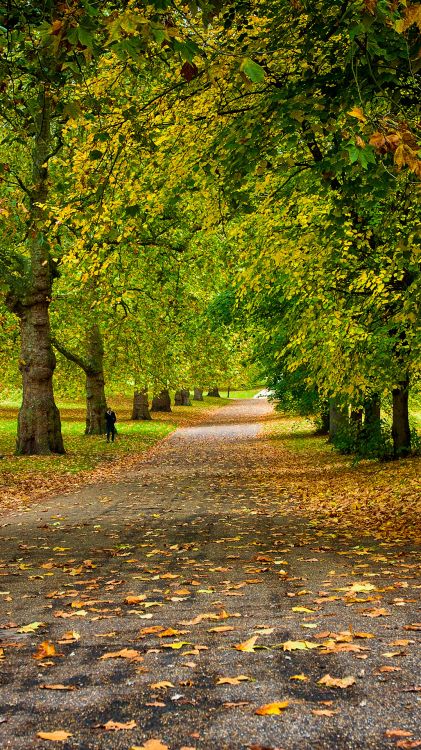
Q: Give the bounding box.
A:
[77,26,93,48]
[89,149,103,160]
[240,58,265,83]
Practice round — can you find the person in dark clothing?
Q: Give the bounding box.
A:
[105,408,117,442]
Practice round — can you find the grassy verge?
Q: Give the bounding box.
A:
[263,414,421,542]
[0,395,228,515]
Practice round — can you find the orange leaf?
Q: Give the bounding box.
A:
[33,642,57,660]
[130,741,169,750]
[103,720,137,731]
[255,700,289,715]
[37,731,72,741]
[100,648,142,661]
[317,674,356,689]
[234,635,258,652]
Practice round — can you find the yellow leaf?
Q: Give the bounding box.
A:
[234,635,259,652]
[18,621,46,633]
[161,641,190,650]
[255,700,289,715]
[348,106,367,122]
[282,640,320,651]
[290,674,308,681]
[130,741,169,750]
[37,731,72,741]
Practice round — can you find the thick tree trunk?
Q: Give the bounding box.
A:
[328,399,348,442]
[193,387,204,401]
[132,389,151,420]
[174,389,183,406]
[207,386,220,397]
[181,389,191,405]
[85,324,106,435]
[16,301,64,455]
[85,371,107,434]
[364,394,381,430]
[151,389,171,412]
[392,381,411,457]
[10,86,64,455]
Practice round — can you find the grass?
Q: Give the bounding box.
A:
[219,388,263,399]
[0,393,229,513]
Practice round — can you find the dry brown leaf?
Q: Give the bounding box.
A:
[317,674,356,689]
[312,709,339,717]
[255,701,289,715]
[39,684,76,691]
[385,730,413,738]
[103,720,137,731]
[37,730,72,741]
[378,666,401,673]
[207,626,234,633]
[215,675,251,685]
[158,628,183,638]
[58,631,80,644]
[100,649,142,661]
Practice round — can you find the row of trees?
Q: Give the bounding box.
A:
[0,1,419,457]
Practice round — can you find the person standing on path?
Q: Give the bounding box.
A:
[105,407,117,443]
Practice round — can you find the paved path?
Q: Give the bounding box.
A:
[0,399,419,750]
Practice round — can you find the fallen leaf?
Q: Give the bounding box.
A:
[39,684,76,691]
[100,649,142,661]
[255,701,289,715]
[58,631,80,644]
[234,635,258,652]
[103,720,137,731]
[207,626,234,633]
[125,595,146,605]
[216,675,251,685]
[317,674,356,689]
[18,621,46,633]
[33,642,58,660]
[290,674,308,681]
[282,640,320,651]
[150,681,175,689]
[385,730,413,738]
[311,709,339,717]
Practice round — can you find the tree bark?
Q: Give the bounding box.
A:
[174,389,183,406]
[8,86,64,455]
[328,399,348,442]
[207,386,220,397]
[132,389,151,420]
[392,380,411,457]
[84,325,106,435]
[317,403,330,435]
[193,387,204,401]
[151,389,171,412]
[364,394,381,430]
[52,323,107,434]
[350,409,363,426]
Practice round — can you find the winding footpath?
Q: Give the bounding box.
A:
[0,399,419,750]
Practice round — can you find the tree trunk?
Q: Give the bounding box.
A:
[151,389,171,412]
[350,409,363,426]
[317,403,330,435]
[207,386,220,397]
[10,86,64,455]
[364,394,381,430]
[132,389,151,420]
[392,380,411,457]
[181,389,191,405]
[85,324,106,435]
[174,389,183,406]
[193,387,203,401]
[328,399,348,442]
